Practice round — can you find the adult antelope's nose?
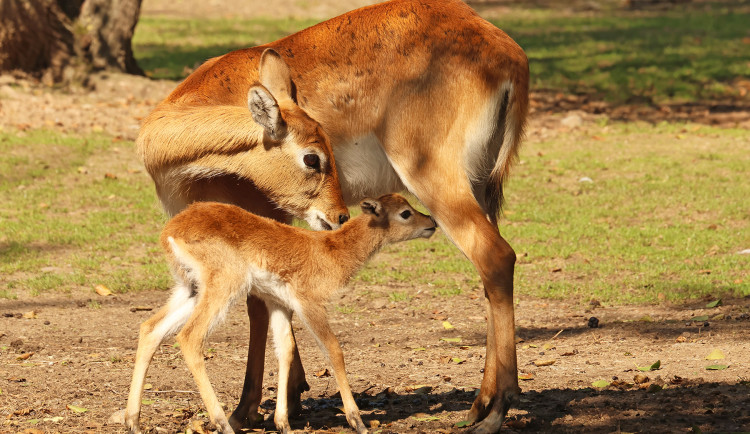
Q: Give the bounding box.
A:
[339,214,350,225]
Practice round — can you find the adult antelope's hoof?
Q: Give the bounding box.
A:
[228,410,263,431]
[287,380,311,417]
[466,388,520,433]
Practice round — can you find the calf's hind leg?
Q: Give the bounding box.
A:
[124,286,197,433]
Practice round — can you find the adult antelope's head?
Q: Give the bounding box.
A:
[247,49,349,230]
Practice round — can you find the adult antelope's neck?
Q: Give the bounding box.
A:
[137,104,265,174]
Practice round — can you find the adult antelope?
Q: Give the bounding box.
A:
[137,0,528,432]
[124,194,436,434]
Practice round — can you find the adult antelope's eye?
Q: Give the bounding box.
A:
[303,153,320,168]
[399,210,412,219]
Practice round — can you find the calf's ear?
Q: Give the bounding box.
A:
[360,198,384,219]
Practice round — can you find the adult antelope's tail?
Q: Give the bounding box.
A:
[484,70,529,222]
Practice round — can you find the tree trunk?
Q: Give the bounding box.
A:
[79,0,144,75]
[0,0,143,83]
[0,0,74,83]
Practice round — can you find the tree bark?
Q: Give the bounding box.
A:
[79,0,144,75]
[0,0,143,83]
[0,0,74,83]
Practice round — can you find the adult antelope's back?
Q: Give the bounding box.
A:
[137,1,528,432]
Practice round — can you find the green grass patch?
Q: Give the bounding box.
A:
[495,4,750,103]
[133,16,318,79]
[351,122,749,303]
[0,129,170,296]
[2,124,747,304]
[134,5,750,103]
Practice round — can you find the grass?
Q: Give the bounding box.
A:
[494,4,750,103]
[132,3,750,103]
[2,123,744,303]
[0,129,170,298]
[351,122,749,303]
[133,16,318,79]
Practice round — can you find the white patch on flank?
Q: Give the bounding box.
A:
[333,133,405,203]
[154,283,198,339]
[152,237,204,339]
[245,264,303,315]
[463,81,513,186]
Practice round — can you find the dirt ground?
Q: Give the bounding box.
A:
[2,1,750,433]
[2,285,750,433]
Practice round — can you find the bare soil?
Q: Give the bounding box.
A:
[2,286,749,433]
[2,1,750,433]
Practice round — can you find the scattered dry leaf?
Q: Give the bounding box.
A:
[534,359,556,367]
[94,284,112,296]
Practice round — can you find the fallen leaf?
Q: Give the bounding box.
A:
[592,380,610,388]
[542,342,555,351]
[706,364,728,370]
[412,347,426,351]
[314,369,330,378]
[451,357,465,364]
[676,336,688,343]
[697,269,711,275]
[705,349,725,360]
[534,359,556,367]
[141,399,155,405]
[518,372,534,381]
[16,352,34,361]
[440,337,462,343]
[413,415,440,422]
[639,315,653,322]
[66,404,88,413]
[43,416,64,423]
[637,360,661,372]
[442,321,454,330]
[705,299,722,308]
[104,173,117,179]
[94,284,112,296]
[143,383,153,390]
[455,420,472,428]
[691,315,709,322]
[22,311,37,319]
[130,306,153,312]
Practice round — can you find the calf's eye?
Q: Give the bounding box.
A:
[399,210,412,219]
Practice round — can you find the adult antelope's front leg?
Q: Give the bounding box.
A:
[230,296,309,430]
[444,205,518,432]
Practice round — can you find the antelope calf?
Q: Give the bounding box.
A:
[123,193,436,434]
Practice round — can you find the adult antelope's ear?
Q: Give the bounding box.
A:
[258,48,296,104]
[248,85,286,141]
[360,198,384,220]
